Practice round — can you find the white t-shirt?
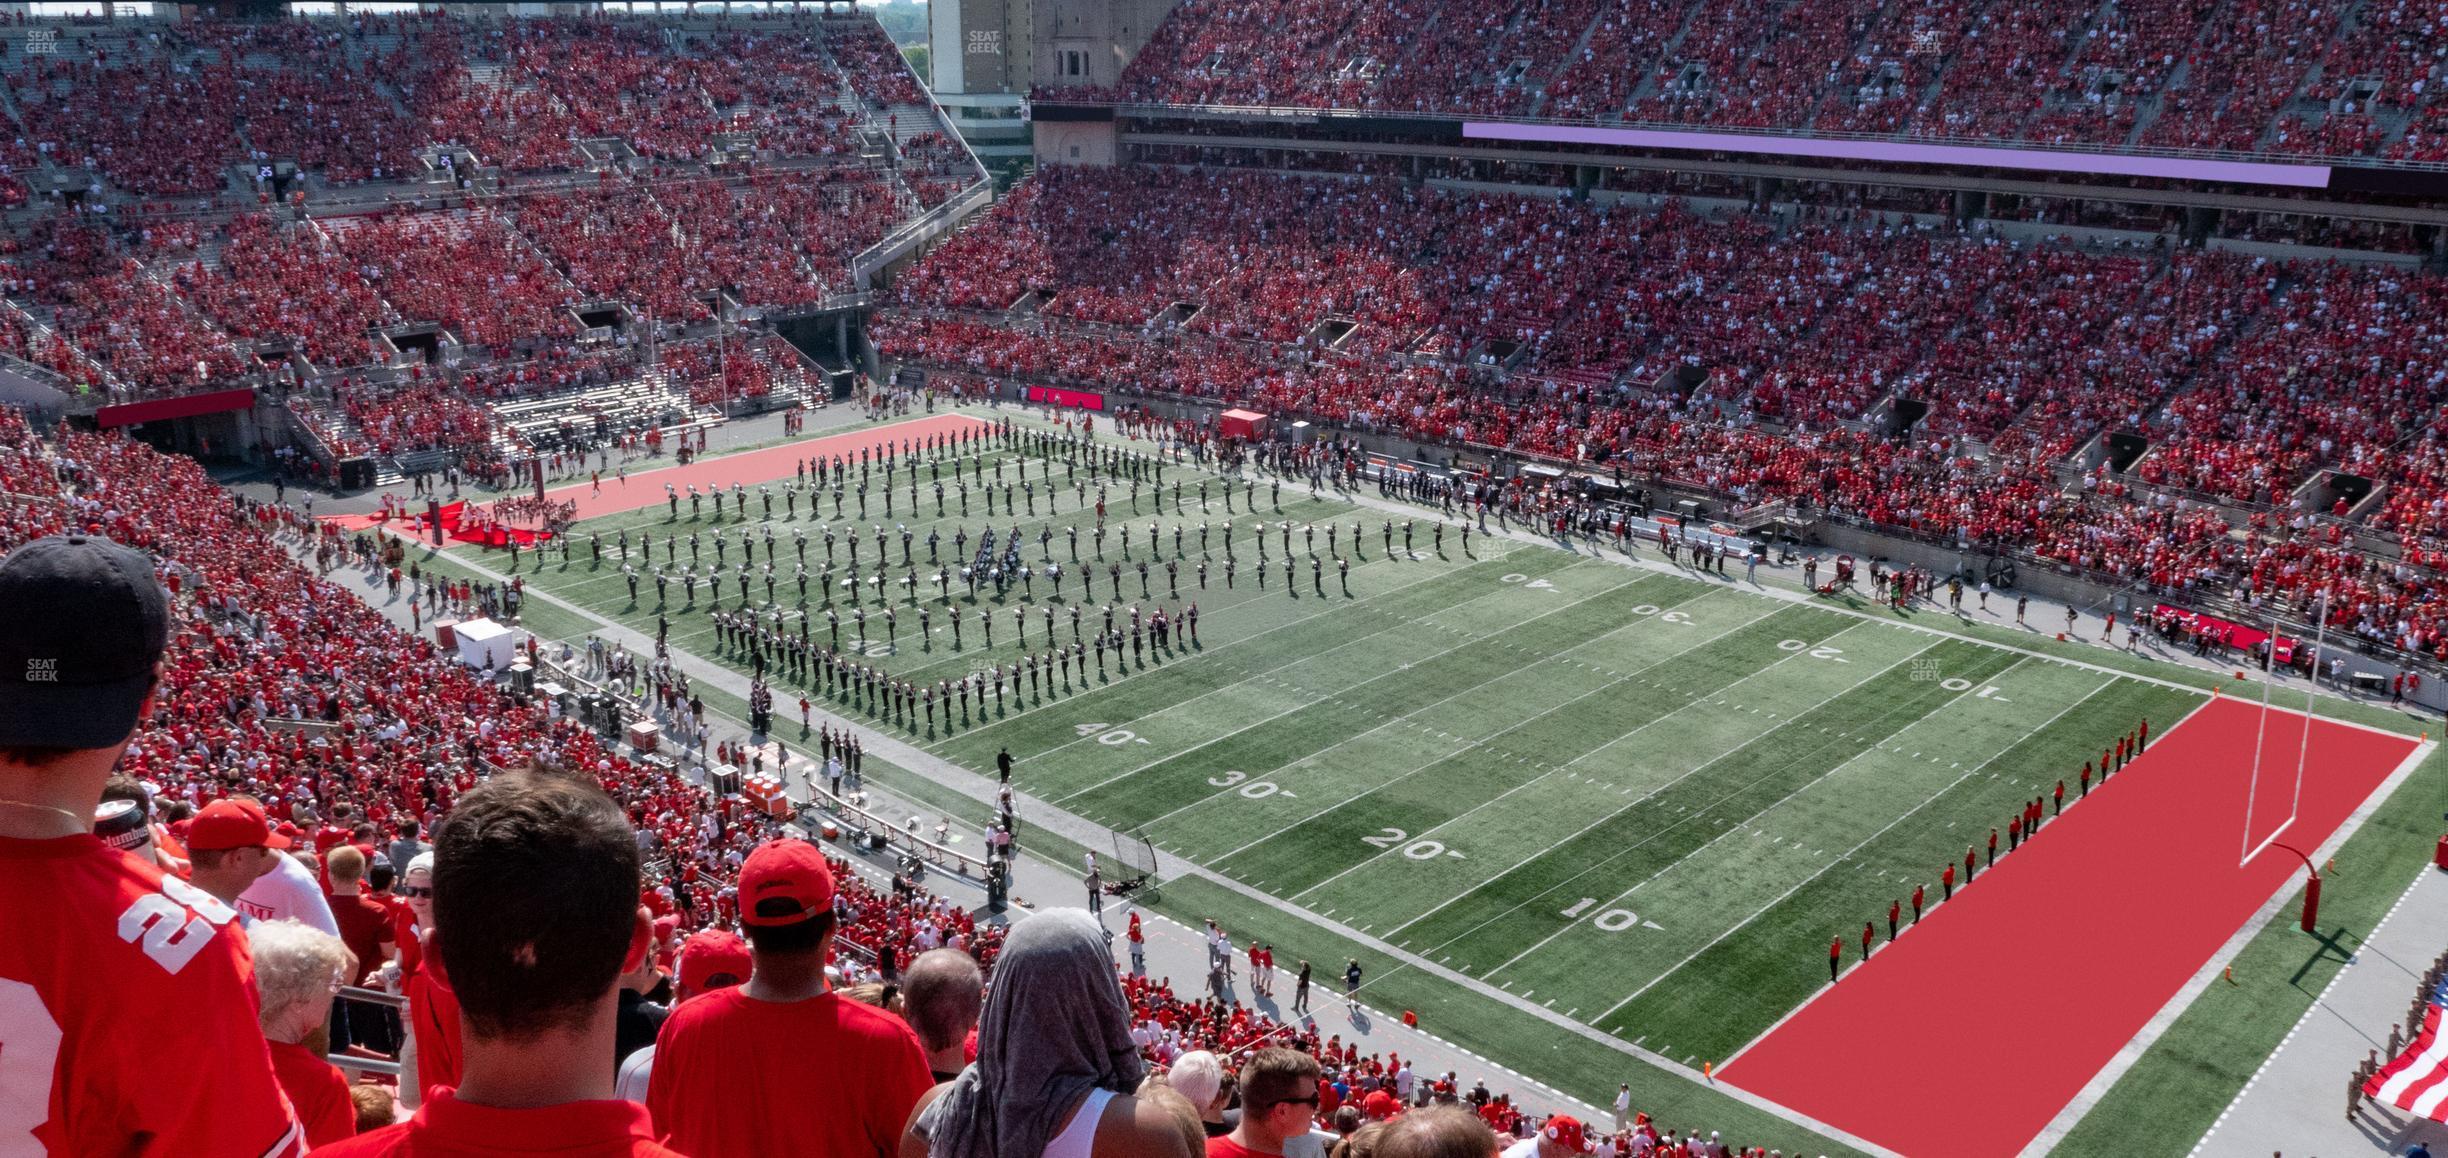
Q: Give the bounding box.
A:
[1499,1139,1541,1158]
[1284,1128,1333,1158]
[237,850,339,936]
[616,1045,655,1103]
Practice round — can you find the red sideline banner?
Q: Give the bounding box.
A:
[1027,385,1105,411]
[94,387,256,429]
[2153,603,2302,662]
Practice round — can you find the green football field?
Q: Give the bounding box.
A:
[462,414,2209,1072]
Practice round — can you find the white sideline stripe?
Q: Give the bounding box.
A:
[1285,598,1823,900]
[1330,483,2416,743]
[1476,647,2022,981]
[1385,626,1936,942]
[2185,867,2434,1156]
[2088,731,2439,1157]
[1054,566,1651,808]
[1666,673,2114,1046]
[1186,588,1762,858]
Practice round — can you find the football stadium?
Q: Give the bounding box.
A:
[1,3,2445,1157]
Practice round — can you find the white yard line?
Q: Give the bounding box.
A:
[1385,632,1941,942]
[1278,599,1818,898]
[1637,673,2115,1038]
[1138,587,1752,839]
[1052,568,1655,808]
[939,547,1530,758]
[1470,647,2017,979]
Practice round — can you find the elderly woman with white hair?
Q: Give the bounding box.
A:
[250,919,361,1148]
[1163,1050,1233,1137]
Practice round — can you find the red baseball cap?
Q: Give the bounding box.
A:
[738,839,835,927]
[1361,1090,1400,1119]
[186,799,293,853]
[1542,1116,1594,1154]
[676,929,752,997]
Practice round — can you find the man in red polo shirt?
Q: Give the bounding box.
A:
[0,534,304,1158]
[317,772,679,1157]
[648,838,932,1157]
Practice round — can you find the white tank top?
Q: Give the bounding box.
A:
[1042,1087,1117,1158]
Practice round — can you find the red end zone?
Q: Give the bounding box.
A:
[328,413,999,535]
[549,413,997,522]
[1720,696,2422,1158]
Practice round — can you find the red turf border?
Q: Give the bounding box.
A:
[324,412,996,535]
[1719,696,2420,1158]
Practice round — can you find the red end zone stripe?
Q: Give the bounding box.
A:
[1720,697,2419,1158]
[542,413,997,522]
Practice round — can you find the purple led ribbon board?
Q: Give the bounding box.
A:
[1463,122,2336,189]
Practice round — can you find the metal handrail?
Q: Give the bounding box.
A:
[1028,98,2448,174]
[339,984,407,1011]
[802,777,995,878]
[853,179,994,289]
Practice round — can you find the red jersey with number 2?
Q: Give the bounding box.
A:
[0,833,303,1157]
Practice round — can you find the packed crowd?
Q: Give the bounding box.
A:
[652,335,819,409]
[166,212,397,369]
[327,209,582,351]
[0,8,935,197]
[1064,0,2448,157]
[878,167,2448,664]
[2,219,256,394]
[1,400,1746,1155]
[512,169,906,319]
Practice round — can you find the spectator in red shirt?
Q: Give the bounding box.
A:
[0,533,303,1158]
[1208,1048,1323,1158]
[910,909,1195,1158]
[326,844,399,1053]
[648,839,932,1158]
[904,947,987,1084]
[252,919,363,1149]
[317,771,678,1157]
[324,847,390,977]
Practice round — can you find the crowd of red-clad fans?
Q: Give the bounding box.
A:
[876,166,2448,665]
[0,9,968,418]
[0,8,938,196]
[167,212,397,369]
[1061,0,2448,157]
[510,170,907,321]
[3,401,1753,1155]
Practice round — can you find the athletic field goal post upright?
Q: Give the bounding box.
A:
[2241,591,2329,868]
[1112,829,1160,898]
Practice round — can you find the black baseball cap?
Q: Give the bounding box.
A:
[0,534,169,749]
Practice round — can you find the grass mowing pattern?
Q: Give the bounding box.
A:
[404,420,2437,1155]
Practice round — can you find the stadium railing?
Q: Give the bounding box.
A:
[853,178,994,292]
[801,779,995,880]
[330,986,407,1079]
